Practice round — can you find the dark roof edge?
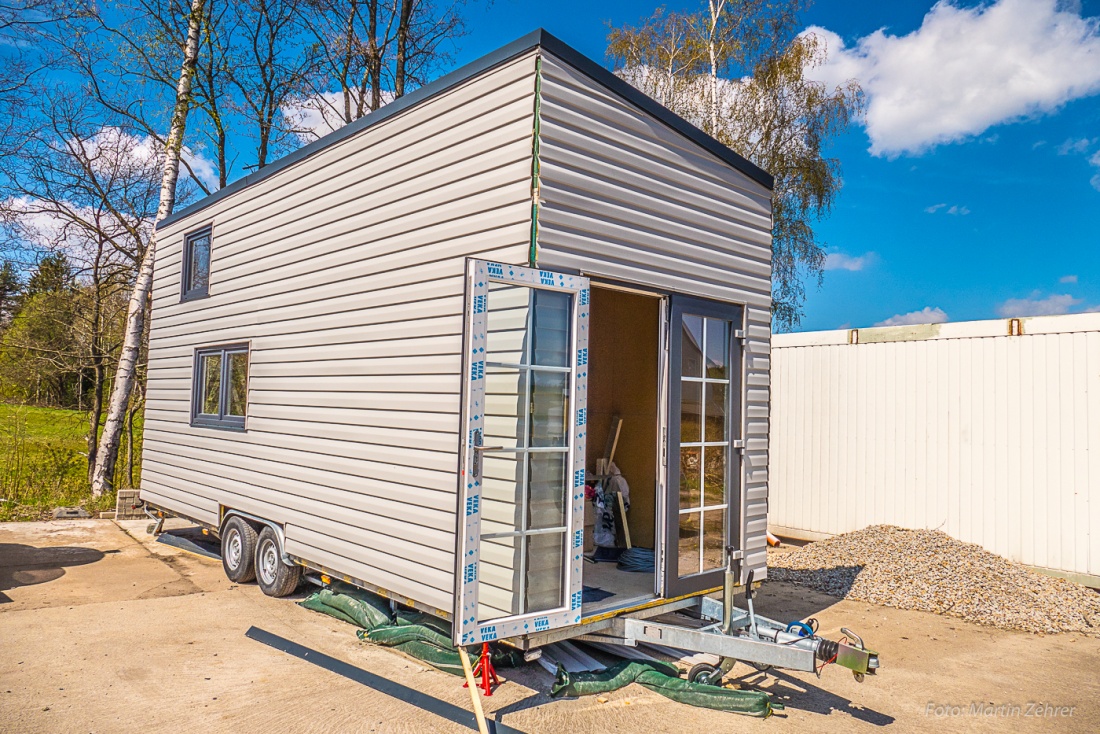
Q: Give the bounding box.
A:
[158,28,772,232]
[536,31,774,191]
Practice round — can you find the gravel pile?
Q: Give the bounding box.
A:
[768,525,1100,636]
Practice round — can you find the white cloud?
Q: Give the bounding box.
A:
[1060,274,1078,284]
[875,306,949,326]
[804,0,1100,157]
[284,91,396,144]
[3,195,144,271]
[997,292,1082,317]
[3,196,81,249]
[79,126,218,192]
[1057,137,1093,155]
[823,251,872,271]
[283,92,349,143]
[925,202,969,215]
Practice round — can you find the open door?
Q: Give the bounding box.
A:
[455,260,590,645]
[663,295,744,598]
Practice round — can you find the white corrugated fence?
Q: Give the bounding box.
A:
[770,312,1100,584]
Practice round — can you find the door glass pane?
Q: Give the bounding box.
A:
[527,452,567,530]
[680,381,702,443]
[479,535,521,619]
[525,532,566,613]
[479,454,523,536]
[678,512,700,577]
[227,352,248,416]
[702,509,727,571]
[704,383,726,442]
[484,368,527,450]
[188,233,210,292]
[200,354,221,415]
[531,289,571,367]
[681,315,703,377]
[704,444,727,508]
[530,370,568,447]
[679,447,700,511]
[486,283,530,364]
[705,318,729,379]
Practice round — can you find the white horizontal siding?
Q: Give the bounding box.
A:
[770,315,1100,580]
[140,51,539,613]
[535,52,773,582]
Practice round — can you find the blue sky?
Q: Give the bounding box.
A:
[447,0,1100,331]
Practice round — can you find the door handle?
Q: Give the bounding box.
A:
[474,445,505,452]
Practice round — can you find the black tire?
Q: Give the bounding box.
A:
[687,662,723,686]
[255,526,301,597]
[221,516,258,583]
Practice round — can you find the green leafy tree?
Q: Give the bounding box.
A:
[608,0,863,329]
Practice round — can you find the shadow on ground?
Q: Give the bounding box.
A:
[0,543,107,602]
[155,526,222,559]
[734,667,893,725]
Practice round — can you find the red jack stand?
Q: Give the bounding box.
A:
[463,642,500,696]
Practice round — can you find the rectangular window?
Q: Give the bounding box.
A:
[192,344,248,430]
[182,227,211,300]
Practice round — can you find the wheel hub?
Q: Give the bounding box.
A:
[260,541,279,584]
[226,530,242,568]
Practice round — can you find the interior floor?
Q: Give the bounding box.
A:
[580,558,655,616]
[580,285,662,616]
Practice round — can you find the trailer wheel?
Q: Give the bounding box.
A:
[221,517,258,583]
[255,526,301,597]
[687,662,724,686]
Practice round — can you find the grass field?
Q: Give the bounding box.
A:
[0,403,141,521]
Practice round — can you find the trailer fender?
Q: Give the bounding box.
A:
[220,509,295,567]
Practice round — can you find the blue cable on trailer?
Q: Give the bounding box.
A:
[786,621,814,637]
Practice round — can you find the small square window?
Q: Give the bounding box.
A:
[192,344,248,430]
[182,227,211,300]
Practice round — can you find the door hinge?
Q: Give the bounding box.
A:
[733,329,745,343]
[732,438,746,454]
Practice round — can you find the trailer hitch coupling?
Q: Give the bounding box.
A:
[830,628,879,682]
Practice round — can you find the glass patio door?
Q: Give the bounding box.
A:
[664,295,744,597]
[454,260,590,645]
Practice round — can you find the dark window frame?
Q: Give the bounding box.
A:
[181,225,213,302]
[191,343,249,431]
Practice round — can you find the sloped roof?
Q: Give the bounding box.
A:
[158,29,773,231]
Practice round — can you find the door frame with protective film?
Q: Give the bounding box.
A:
[453,259,590,645]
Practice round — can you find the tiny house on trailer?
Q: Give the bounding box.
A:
[141,30,776,650]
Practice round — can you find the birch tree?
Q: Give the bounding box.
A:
[90,0,208,495]
[0,94,159,480]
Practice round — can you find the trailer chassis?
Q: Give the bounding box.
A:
[575,550,880,685]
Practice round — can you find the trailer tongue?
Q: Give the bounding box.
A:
[576,550,880,687]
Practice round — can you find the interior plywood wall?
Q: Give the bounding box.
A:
[586,287,660,548]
